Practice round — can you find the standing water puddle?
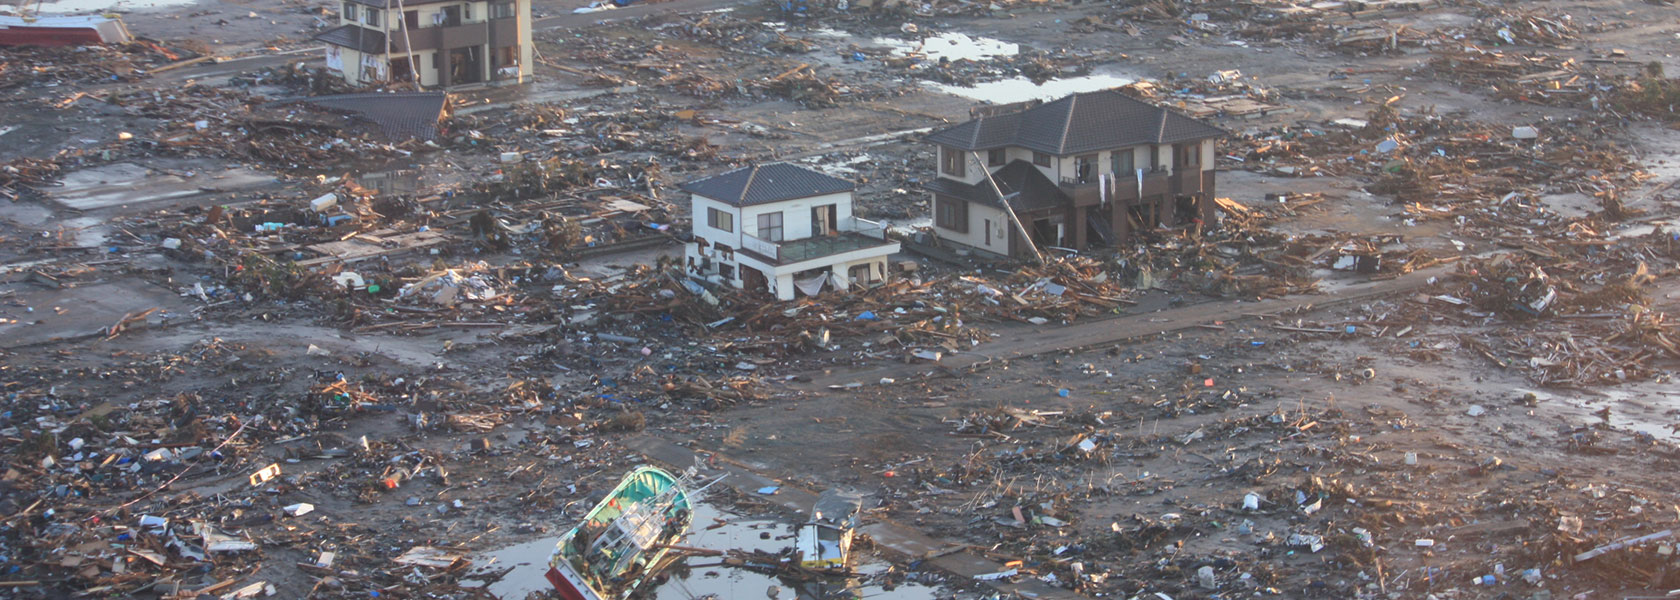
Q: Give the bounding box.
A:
[468,503,944,599]
[871,32,1018,62]
[932,71,1136,104]
[1519,386,1680,445]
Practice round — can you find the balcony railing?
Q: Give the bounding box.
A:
[741,233,779,260]
[846,216,887,240]
[739,221,896,266]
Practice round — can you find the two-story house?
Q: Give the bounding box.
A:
[314,0,532,88]
[682,163,900,301]
[923,89,1226,259]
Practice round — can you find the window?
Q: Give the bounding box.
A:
[1074,154,1097,184]
[342,2,358,21]
[756,212,783,242]
[494,46,518,67]
[935,196,968,233]
[461,4,471,20]
[492,1,515,18]
[1111,149,1134,175]
[404,10,418,29]
[987,148,1005,167]
[983,219,991,246]
[707,207,734,233]
[1032,151,1051,167]
[1148,146,1163,172]
[940,146,965,178]
[364,7,381,26]
[1177,143,1199,169]
[435,5,461,26]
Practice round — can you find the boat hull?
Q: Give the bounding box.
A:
[545,562,603,600]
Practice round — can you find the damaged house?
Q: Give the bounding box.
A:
[683,163,899,301]
[924,89,1225,258]
[315,0,532,88]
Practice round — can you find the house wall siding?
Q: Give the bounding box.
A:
[690,195,742,248]
[738,191,853,241]
[930,195,1009,256]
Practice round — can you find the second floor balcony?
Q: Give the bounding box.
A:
[738,217,893,265]
[1058,169,1174,205]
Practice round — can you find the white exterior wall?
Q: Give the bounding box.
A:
[1201,139,1216,169]
[330,46,367,82]
[740,191,852,240]
[829,256,889,289]
[690,195,743,249]
[687,190,896,300]
[931,200,1009,257]
[936,147,986,186]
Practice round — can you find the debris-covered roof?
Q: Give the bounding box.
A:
[680,163,855,207]
[277,92,450,141]
[313,24,386,55]
[926,89,1226,156]
[924,159,1069,212]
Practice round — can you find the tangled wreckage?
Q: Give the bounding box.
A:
[546,466,712,600]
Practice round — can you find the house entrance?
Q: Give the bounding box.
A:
[847,263,874,287]
[1175,195,1202,227]
[1127,196,1161,231]
[792,268,829,298]
[741,265,768,295]
[448,47,482,85]
[1031,217,1061,248]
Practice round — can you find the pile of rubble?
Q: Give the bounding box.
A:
[0,41,194,94]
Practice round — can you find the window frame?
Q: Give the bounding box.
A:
[1111,149,1134,176]
[1074,154,1097,183]
[708,207,734,233]
[364,7,381,26]
[342,2,358,21]
[987,148,1006,167]
[1032,151,1051,167]
[756,211,784,242]
[940,146,966,178]
[1177,143,1199,169]
[934,196,968,233]
[491,1,516,18]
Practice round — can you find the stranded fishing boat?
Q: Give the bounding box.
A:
[795,489,864,572]
[546,466,698,600]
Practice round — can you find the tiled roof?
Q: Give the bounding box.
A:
[679,163,855,207]
[925,89,1226,155]
[273,92,450,141]
[314,24,386,55]
[923,160,1068,212]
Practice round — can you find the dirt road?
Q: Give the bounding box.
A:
[804,262,1459,389]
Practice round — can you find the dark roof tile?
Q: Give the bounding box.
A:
[924,160,1066,212]
[314,24,386,55]
[272,92,450,141]
[680,163,854,207]
[925,89,1225,155]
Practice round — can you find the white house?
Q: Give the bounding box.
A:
[682,163,900,301]
[314,0,532,89]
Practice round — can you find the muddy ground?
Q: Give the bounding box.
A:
[3,0,1680,598]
